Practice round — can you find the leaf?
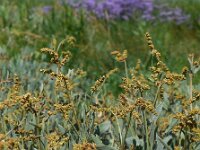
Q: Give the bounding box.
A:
[39,81,44,94]
[165,119,177,134]
[162,92,170,110]
[99,120,111,134]
[96,145,117,150]
[77,102,86,121]
[91,134,104,146]
[150,124,158,149]
[157,134,172,150]
[57,123,66,134]
[91,134,116,150]
[125,136,134,148]
[131,135,144,147]
[156,138,164,150]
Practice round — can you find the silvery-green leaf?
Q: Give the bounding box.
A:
[165,119,177,134]
[91,134,104,146]
[125,136,134,148]
[57,123,66,134]
[163,92,170,109]
[163,135,172,144]
[193,66,200,74]
[156,138,164,150]
[39,81,44,93]
[96,145,117,150]
[78,102,86,121]
[132,135,144,147]
[157,134,172,150]
[150,124,158,149]
[195,144,200,150]
[99,120,111,134]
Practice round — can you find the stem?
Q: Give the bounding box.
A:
[113,113,123,146]
[35,113,42,150]
[56,39,66,52]
[157,135,172,150]
[185,130,190,150]
[153,83,162,107]
[142,110,150,150]
[178,129,182,147]
[122,111,133,149]
[124,61,128,79]
[68,120,82,141]
[189,73,193,110]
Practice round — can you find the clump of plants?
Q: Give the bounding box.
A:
[68,0,190,24]
[0,33,200,150]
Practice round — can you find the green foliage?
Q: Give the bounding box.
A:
[0,0,200,74]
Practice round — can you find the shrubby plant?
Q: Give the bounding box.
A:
[68,0,190,24]
[0,33,199,150]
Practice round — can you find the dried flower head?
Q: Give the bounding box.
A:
[46,132,69,149]
[73,142,96,150]
[135,97,156,114]
[111,50,128,62]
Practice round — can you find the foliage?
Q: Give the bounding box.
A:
[68,0,190,24]
[0,0,199,74]
[0,1,200,149]
[0,34,200,149]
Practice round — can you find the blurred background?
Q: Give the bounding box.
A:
[0,0,199,85]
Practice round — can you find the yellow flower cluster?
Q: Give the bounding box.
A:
[135,97,157,115]
[111,50,128,62]
[75,68,87,77]
[111,104,141,123]
[172,109,200,133]
[145,32,161,61]
[66,35,76,47]
[91,68,118,93]
[46,132,69,149]
[91,75,106,94]
[41,47,72,69]
[53,103,73,119]
[192,128,200,142]
[0,134,19,149]
[120,75,150,95]
[163,72,186,85]
[73,142,96,150]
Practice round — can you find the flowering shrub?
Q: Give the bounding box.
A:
[67,0,190,24]
[0,34,200,149]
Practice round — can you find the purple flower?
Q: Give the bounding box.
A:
[42,6,53,14]
[67,0,190,24]
[158,7,190,24]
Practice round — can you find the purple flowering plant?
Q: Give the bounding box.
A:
[67,0,190,24]
[42,5,53,14]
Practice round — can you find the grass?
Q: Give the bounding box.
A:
[0,0,200,71]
